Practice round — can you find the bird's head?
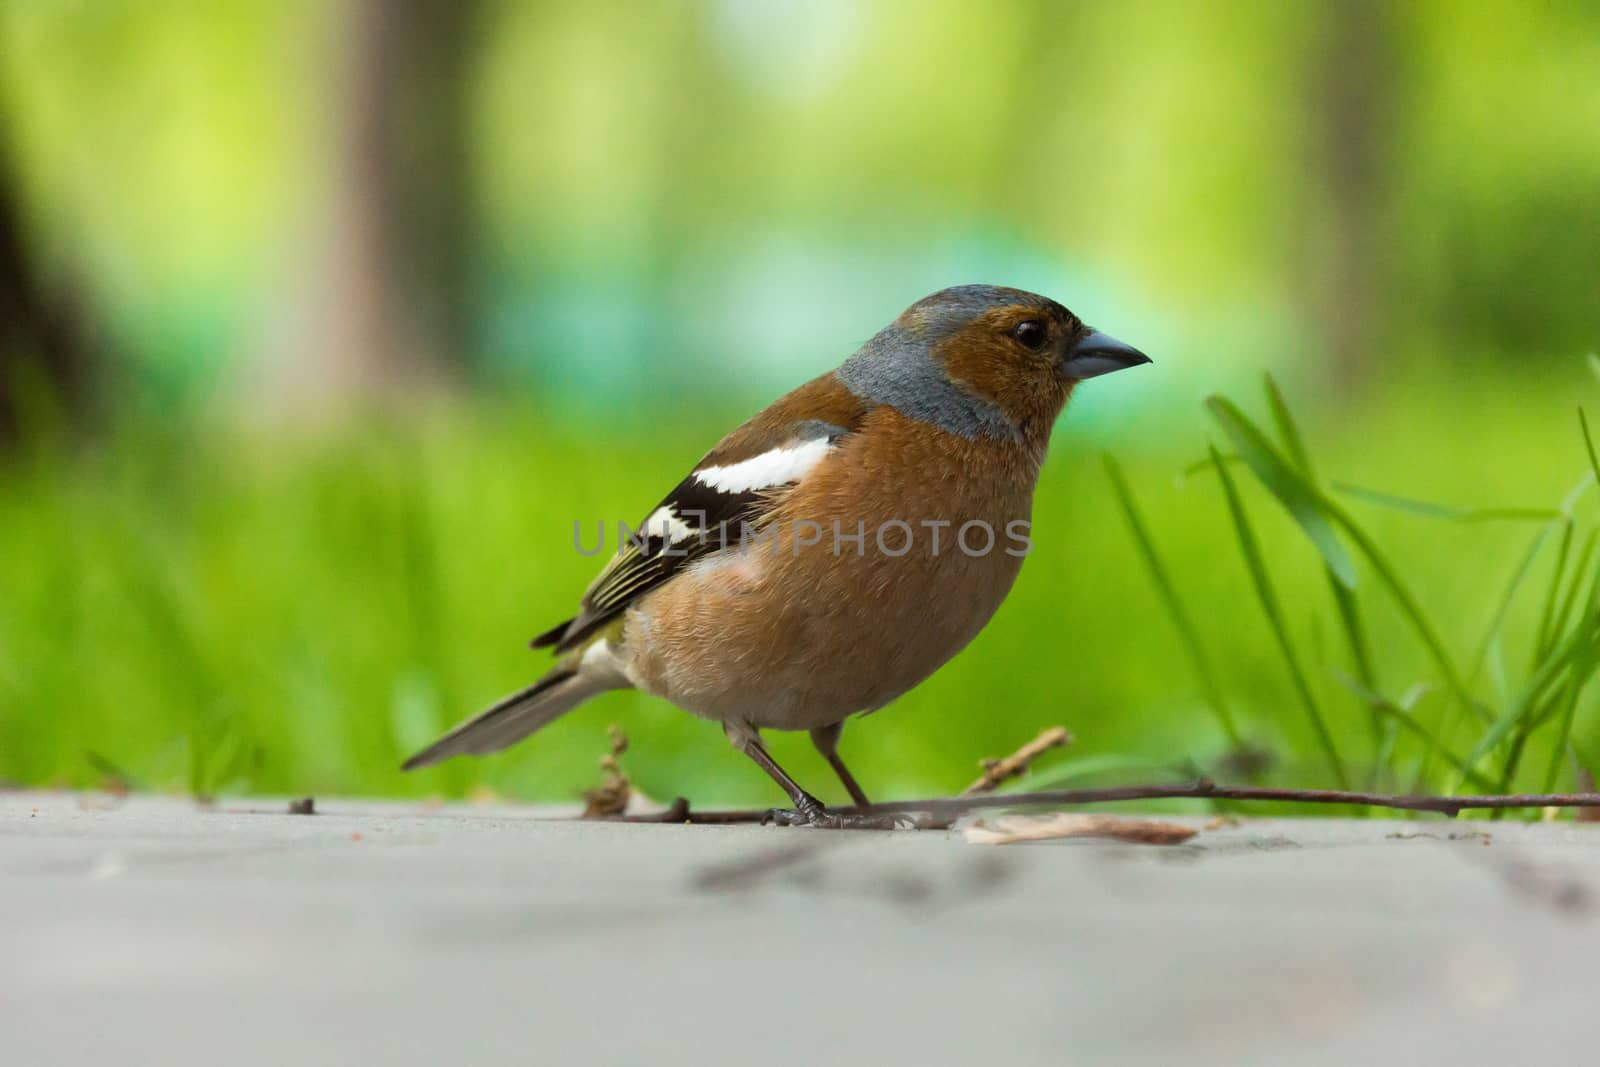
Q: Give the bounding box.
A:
[840,285,1150,449]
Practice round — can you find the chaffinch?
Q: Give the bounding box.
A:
[404,285,1149,826]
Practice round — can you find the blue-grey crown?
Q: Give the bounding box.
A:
[833,285,1048,442]
[899,285,1064,344]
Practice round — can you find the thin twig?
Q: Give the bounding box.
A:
[610,778,1600,828]
[962,726,1073,795]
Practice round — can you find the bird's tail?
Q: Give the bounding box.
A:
[401,663,622,771]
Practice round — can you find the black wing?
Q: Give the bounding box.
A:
[535,420,850,653]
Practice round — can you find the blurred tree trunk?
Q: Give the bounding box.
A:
[260,0,479,410]
[0,142,94,443]
[1303,0,1401,386]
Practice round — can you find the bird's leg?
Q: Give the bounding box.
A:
[732,731,827,824]
[809,721,871,808]
[726,724,903,829]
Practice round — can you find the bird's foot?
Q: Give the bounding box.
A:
[761,802,922,831]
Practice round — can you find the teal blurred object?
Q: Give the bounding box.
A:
[0,0,1595,400]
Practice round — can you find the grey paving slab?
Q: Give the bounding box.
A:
[3,792,1597,1066]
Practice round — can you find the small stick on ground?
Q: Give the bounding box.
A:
[962,726,1073,795]
[610,779,1600,828]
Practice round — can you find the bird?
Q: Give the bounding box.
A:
[402,285,1150,827]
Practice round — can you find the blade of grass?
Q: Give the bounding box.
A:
[1262,379,1387,788]
[1262,376,1383,753]
[1206,396,1357,588]
[1321,570,1374,689]
[1498,679,1592,812]
[1263,373,1314,473]
[1103,454,1244,748]
[1538,411,1600,790]
[1553,410,1600,655]
[1422,522,1557,791]
[1498,413,1600,793]
[1542,527,1597,660]
[1581,408,1600,486]
[1531,520,1576,666]
[1537,600,1600,792]
[1209,446,1348,787]
[1492,673,1580,812]
[1448,474,1591,773]
[1180,452,1241,481]
[1470,631,1594,768]
[1467,523,1555,689]
[1372,720,1400,787]
[1529,588,1593,764]
[1330,673,1496,790]
[1559,473,1596,514]
[1460,569,1600,785]
[1385,683,1433,775]
[1333,483,1560,523]
[1324,575,1388,758]
[1208,394,1479,721]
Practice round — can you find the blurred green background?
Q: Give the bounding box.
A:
[1,0,1597,808]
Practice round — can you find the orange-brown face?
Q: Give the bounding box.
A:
[856,286,1149,449]
[934,300,1091,431]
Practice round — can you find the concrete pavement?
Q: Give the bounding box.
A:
[4,792,1597,1065]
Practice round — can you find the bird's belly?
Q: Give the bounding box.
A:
[621,529,1026,732]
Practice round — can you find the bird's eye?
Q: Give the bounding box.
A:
[1012,319,1048,351]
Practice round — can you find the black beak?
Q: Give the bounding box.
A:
[1062,330,1151,380]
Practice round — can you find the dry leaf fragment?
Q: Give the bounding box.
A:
[582,779,630,818]
[964,813,1198,846]
[582,725,633,818]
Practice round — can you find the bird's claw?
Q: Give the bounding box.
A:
[761,806,811,827]
[761,805,918,831]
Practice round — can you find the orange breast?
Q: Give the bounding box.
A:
[623,408,1043,732]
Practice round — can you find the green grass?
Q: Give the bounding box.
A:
[1187,377,1599,808]
[1,374,1596,812]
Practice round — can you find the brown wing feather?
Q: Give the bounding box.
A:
[535,372,871,653]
